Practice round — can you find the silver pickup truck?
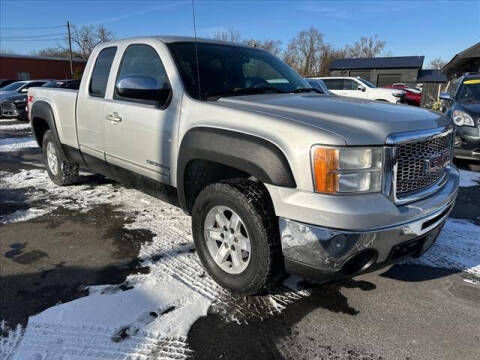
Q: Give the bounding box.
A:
[28,36,459,295]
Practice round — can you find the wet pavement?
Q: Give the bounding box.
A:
[1,118,480,359]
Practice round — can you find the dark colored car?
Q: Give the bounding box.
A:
[0,79,17,89]
[0,93,28,120]
[440,73,480,161]
[0,80,49,121]
[42,79,81,90]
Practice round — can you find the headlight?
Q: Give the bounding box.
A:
[392,92,404,97]
[13,99,25,104]
[452,110,474,127]
[311,146,383,194]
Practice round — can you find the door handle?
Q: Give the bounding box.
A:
[106,112,122,123]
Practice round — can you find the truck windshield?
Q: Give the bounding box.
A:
[358,78,376,88]
[457,80,480,102]
[167,42,312,100]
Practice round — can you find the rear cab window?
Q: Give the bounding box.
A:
[89,47,117,98]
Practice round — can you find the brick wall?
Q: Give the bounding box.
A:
[0,55,86,80]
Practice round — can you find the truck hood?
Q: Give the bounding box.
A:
[370,87,404,96]
[217,94,449,145]
[0,91,19,101]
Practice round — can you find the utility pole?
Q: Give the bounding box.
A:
[67,21,73,78]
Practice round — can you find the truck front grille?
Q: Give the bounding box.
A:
[395,131,453,196]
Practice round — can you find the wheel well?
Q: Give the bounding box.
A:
[31,117,50,148]
[184,159,253,214]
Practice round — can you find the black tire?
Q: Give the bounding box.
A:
[42,130,79,186]
[192,178,284,295]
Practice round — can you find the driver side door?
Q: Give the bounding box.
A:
[103,43,176,185]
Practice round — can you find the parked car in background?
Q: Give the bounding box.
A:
[384,83,422,106]
[28,36,458,295]
[440,72,480,162]
[306,78,334,95]
[0,79,16,89]
[317,76,405,103]
[42,79,81,90]
[1,93,28,121]
[0,80,50,102]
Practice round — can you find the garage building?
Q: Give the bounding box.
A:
[328,56,447,87]
[0,54,86,80]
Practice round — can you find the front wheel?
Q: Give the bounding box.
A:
[42,130,79,186]
[192,179,284,295]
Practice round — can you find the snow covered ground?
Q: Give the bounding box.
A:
[1,119,479,359]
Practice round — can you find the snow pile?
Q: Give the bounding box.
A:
[0,137,38,152]
[459,169,480,187]
[1,167,307,359]
[411,218,480,278]
[0,121,31,131]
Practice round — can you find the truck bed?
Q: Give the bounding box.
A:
[28,87,79,149]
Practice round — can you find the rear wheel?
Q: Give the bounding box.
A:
[192,178,284,295]
[42,130,79,185]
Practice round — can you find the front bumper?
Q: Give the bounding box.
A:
[1,106,26,119]
[454,126,480,161]
[279,199,453,280]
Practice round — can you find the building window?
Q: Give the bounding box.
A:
[377,74,401,87]
[17,72,30,80]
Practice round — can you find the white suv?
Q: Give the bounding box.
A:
[315,76,405,103]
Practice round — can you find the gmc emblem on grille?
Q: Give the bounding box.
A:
[425,152,450,173]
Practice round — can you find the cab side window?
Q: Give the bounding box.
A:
[114,44,171,106]
[343,79,358,90]
[324,79,343,90]
[89,47,117,98]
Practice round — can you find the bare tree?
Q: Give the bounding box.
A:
[212,29,242,43]
[429,57,446,70]
[63,24,115,60]
[283,27,327,76]
[32,47,71,58]
[244,38,282,56]
[346,35,386,58]
[318,45,348,77]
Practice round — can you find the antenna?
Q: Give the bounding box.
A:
[191,0,202,99]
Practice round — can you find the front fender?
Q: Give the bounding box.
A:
[177,126,296,211]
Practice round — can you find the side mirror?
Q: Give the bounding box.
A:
[20,88,28,93]
[357,85,366,92]
[439,92,453,102]
[115,75,170,102]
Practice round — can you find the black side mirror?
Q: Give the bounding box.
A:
[115,75,170,103]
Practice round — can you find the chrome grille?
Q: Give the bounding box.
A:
[1,102,16,112]
[396,131,452,196]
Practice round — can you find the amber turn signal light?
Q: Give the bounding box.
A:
[312,147,338,193]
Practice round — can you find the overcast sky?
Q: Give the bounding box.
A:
[0,0,478,65]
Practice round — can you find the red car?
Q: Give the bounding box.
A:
[384,83,422,106]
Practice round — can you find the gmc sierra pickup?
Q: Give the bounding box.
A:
[28,36,459,295]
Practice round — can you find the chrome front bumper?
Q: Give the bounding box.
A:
[279,197,455,279]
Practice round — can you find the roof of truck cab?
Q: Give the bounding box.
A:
[157,35,250,47]
[102,35,251,48]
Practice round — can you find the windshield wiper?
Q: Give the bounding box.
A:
[206,87,285,100]
[292,87,322,94]
[234,87,285,94]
